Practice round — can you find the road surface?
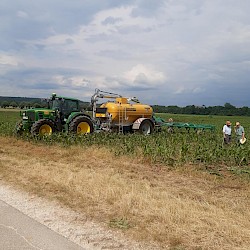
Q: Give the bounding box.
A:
[0,199,84,250]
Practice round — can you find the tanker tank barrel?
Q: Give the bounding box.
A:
[91,88,154,135]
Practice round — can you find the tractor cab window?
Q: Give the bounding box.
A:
[51,98,79,118]
[66,100,79,111]
[61,99,79,117]
[51,99,61,110]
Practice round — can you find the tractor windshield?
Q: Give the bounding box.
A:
[51,98,79,117]
[64,99,79,112]
[51,99,61,110]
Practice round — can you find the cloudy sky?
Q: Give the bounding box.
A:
[1,0,250,106]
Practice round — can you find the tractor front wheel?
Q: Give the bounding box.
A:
[69,116,94,135]
[31,119,54,136]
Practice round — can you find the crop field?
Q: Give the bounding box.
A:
[1,109,250,177]
[1,109,250,249]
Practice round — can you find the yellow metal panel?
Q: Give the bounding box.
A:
[96,113,107,118]
[100,102,153,124]
[115,97,128,104]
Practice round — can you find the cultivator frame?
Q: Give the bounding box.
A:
[153,116,215,132]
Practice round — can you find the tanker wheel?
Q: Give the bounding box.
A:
[69,116,94,135]
[139,120,154,135]
[31,119,54,136]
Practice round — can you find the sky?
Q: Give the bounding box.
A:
[0,0,250,107]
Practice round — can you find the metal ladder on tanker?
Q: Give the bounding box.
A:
[118,104,126,133]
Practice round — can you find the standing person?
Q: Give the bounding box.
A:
[235,122,245,144]
[223,120,232,144]
[168,118,174,133]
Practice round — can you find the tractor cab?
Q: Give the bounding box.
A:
[50,93,80,120]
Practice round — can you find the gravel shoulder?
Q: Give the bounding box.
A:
[0,181,158,250]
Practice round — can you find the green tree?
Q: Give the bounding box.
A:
[26,102,32,108]
[9,101,18,108]
[2,101,9,108]
[19,101,27,109]
[224,102,235,109]
[34,103,42,108]
[223,102,237,116]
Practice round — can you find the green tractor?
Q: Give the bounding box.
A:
[16,93,94,136]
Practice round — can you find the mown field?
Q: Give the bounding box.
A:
[1,109,250,249]
[1,109,250,178]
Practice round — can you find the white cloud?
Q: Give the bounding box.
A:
[0,54,19,66]
[52,75,90,88]
[123,64,166,85]
[174,86,205,95]
[96,64,167,92]
[17,10,29,19]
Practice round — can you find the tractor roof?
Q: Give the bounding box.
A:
[51,93,79,101]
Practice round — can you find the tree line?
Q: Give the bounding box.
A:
[1,96,249,116]
[152,103,250,116]
[0,97,89,110]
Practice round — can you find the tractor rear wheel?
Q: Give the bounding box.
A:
[69,116,94,134]
[139,120,154,135]
[31,119,54,136]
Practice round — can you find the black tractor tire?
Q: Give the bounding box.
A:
[31,119,55,136]
[139,119,154,135]
[69,116,94,134]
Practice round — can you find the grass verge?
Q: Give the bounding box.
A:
[0,136,250,249]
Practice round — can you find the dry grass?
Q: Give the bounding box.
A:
[0,108,20,111]
[0,136,250,249]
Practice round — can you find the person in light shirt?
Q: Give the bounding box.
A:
[222,120,232,144]
[234,122,245,144]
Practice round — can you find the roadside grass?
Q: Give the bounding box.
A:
[0,136,250,249]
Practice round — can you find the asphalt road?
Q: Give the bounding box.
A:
[0,199,84,250]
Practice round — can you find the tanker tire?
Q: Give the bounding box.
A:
[69,116,94,135]
[31,119,55,136]
[139,120,154,135]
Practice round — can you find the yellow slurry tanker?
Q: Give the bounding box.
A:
[91,89,155,134]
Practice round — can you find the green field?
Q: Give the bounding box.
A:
[1,109,250,178]
[0,109,20,136]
